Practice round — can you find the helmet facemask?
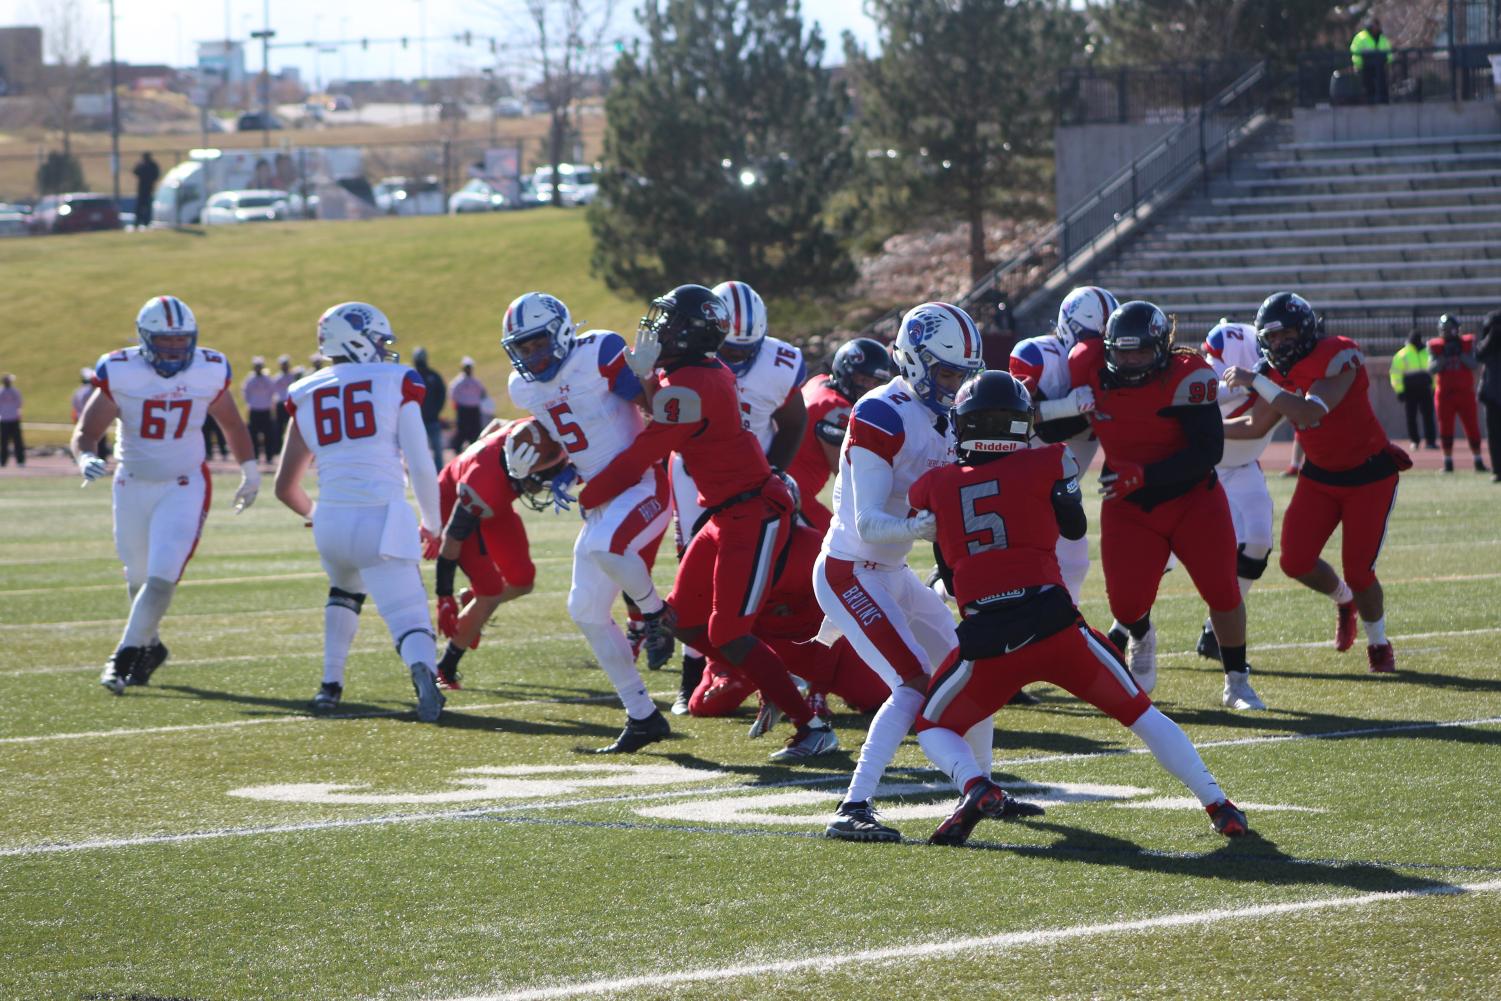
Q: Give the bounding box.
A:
[140,330,197,377]
[503,325,566,382]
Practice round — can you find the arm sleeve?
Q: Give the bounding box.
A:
[1051,477,1087,540]
[931,541,955,596]
[1034,414,1089,443]
[849,446,923,544]
[1143,404,1224,489]
[398,401,442,530]
[577,417,695,509]
[598,333,645,400]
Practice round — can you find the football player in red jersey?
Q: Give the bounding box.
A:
[1428,314,1487,474]
[579,284,838,760]
[786,337,895,532]
[1069,301,1264,710]
[909,371,1248,846]
[1224,292,1407,673]
[426,418,571,688]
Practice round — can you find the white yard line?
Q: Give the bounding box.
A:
[1156,625,1501,661]
[451,879,1501,1001]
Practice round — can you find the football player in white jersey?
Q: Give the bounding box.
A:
[816,302,983,843]
[503,291,677,754]
[72,295,260,694]
[1201,319,1279,710]
[666,280,809,713]
[273,302,446,722]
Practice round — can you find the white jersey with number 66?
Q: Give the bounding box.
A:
[285,362,427,506]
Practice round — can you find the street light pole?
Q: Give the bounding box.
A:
[251,0,275,147]
[107,0,120,204]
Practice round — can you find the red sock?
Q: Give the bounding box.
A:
[729,638,813,727]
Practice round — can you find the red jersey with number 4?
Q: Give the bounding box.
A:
[909,444,1071,607]
[786,374,850,499]
[1265,336,1388,472]
[285,362,425,506]
[579,358,772,511]
[1069,342,1220,467]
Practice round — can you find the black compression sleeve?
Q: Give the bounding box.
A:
[932,542,955,595]
[1144,405,1224,488]
[445,504,481,542]
[435,557,457,597]
[1051,479,1087,540]
[1034,415,1090,444]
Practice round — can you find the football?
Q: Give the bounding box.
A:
[509,416,566,474]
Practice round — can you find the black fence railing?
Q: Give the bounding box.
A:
[1297,45,1501,107]
[1059,61,1253,126]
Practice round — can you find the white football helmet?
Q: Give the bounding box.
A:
[501,291,576,383]
[892,301,985,413]
[317,302,397,363]
[712,280,767,375]
[1055,286,1120,351]
[136,295,199,377]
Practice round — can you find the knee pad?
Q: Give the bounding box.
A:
[327,587,366,614]
[1236,544,1270,581]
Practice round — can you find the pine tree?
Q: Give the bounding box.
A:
[589,0,854,299]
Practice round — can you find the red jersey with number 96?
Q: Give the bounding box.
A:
[1068,341,1221,468]
[285,362,425,505]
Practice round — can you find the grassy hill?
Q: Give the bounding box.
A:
[0,210,649,425]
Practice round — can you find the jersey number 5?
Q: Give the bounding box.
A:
[960,480,1008,555]
[311,381,377,446]
[547,403,590,453]
[140,399,192,439]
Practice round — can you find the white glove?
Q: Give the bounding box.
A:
[908,510,938,541]
[77,452,108,485]
[1037,385,1095,422]
[1068,385,1096,414]
[233,460,260,514]
[624,325,661,381]
[503,434,539,479]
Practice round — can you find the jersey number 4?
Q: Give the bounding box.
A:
[960,480,1008,555]
[311,381,377,446]
[140,399,192,440]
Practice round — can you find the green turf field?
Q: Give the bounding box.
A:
[2,468,1499,1000]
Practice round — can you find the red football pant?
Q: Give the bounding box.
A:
[916,625,1152,735]
[457,506,534,596]
[1435,391,1481,452]
[668,492,792,647]
[1099,480,1241,625]
[1279,472,1398,592]
[690,636,888,716]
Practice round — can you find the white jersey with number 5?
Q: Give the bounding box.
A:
[93,345,231,481]
[285,362,426,506]
[1203,321,1276,468]
[734,334,806,451]
[507,331,646,479]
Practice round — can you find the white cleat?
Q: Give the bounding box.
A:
[1126,626,1157,694]
[409,663,446,723]
[1222,669,1267,711]
[747,694,784,739]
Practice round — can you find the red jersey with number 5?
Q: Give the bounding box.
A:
[92,345,231,481]
[285,361,425,506]
[908,444,1071,606]
[1069,341,1221,467]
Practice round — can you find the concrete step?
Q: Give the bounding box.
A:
[1229,168,1501,192]
[1121,239,1501,267]
[1210,185,1501,210]
[1143,220,1501,249]
[1156,294,1501,319]
[1275,132,1501,156]
[1186,203,1501,230]
[1103,259,1501,285]
[1112,275,1501,305]
[1248,149,1501,173]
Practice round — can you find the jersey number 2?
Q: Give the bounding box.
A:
[141,399,191,440]
[311,381,377,446]
[547,403,590,453]
[960,480,1008,555]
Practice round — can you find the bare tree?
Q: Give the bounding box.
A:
[34,0,96,157]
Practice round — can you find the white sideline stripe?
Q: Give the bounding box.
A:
[1155,625,1501,662]
[3,714,1496,856]
[459,880,1501,1001]
[0,596,571,631]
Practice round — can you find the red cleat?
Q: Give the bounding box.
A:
[436,663,463,690]
[1207,798,1248,837]
[1334,601,1358,652]
[1367,642,1396,674]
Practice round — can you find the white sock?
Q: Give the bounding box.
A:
[1129,706,1224,808]
[1363,615,1387,646]
[963,718,993,779]
[120,577,176,649]
[323,604,360,686]
[844,685,924,804]
[918,727,983,793]
[396,629,438,673]
[1330,580,1353,604]
[577,621,656,718]
[591,551,664,615]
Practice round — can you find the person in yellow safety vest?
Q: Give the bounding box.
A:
[1351,17,1393,104]
[1389,329,1436,450]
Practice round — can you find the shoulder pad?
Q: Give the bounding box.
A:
[851,395,903,436]
[456,482,495,520]
[1011,339,1045,364]
[1322,343,1363,379]
[201,348,226,365]
[1170,364,1220,406]
[594,330,627,356]
[652,385,702,424]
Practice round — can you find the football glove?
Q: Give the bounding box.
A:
[233,460,260,514]
[549,466,579,514]
[420,525,442,560]
[909,510,938,541]
[771,468,801,511]
[502,434,540,480]
[1099,460,1145,501]
[624,324,661,381]
[436,595,460,638]
[77,452,108,485]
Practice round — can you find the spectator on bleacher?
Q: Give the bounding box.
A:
[0,373,23,467]
[1351,17,1392,105]
[1390,329,1437,451]
[411,346,447,470]
[448,357,488,455]
[1478,309,1501,483]
[242,356,279,465]
[71,367,111,460]
[272,355,297,446]
[1429,315,1487,473]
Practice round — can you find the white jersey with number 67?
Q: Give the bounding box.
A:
[92,345,231,481]
[285,362,427,506]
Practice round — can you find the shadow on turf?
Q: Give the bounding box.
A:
[151,683,389,718]
[965,820,1457,895]
[1153,700,1501,749]
[1239,664,1501,695]
[658,749,857,781]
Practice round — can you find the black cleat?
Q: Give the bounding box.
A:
[1105,623,1129,655]
[99,646,143,695]
[1195,623,1221,661]
[1006,687,1040,706]
[596,708,671,753]
[641,608,676,671]
[127,641,170,686]
[825,800,901,843]
[929,780,1045,847]
[312,681,343,714]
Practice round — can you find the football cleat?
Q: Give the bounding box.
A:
[670,690,692,716]
[1196,622,1221,661]
[825,800,901,843]
[1334,601,1358,652]
[409,663,446,723]
[435,657,463,690]
[1222,669,1267,711]
[1367,642,1397,674]
[1207,798,1249,837]
[127,641,170,686]
[625,620,647,662]
[311,681,343,714]
[99,647,142,695]
[768,720,838,761]
[596,708,671,754]
[1105,622,1129,655]
[1443,457,1454,473]
[1007,688,1040,706]
[929,780,1046,847]
[1126,626,1157,694]
[641,609,675,671]
[748,693,784,739]
[1476,457,1489,473]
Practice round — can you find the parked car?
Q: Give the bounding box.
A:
[374,176,444,216]
[236,111,284,132]
[529,163,598,206]
[448,178,509,214]
[0,202,28,237]
[327,94,354,112]
[201,189,291,225]
[493,97,525,118]
[27,193,121,234]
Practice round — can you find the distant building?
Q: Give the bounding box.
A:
[197,40,246,86]
[0,25,43,96]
